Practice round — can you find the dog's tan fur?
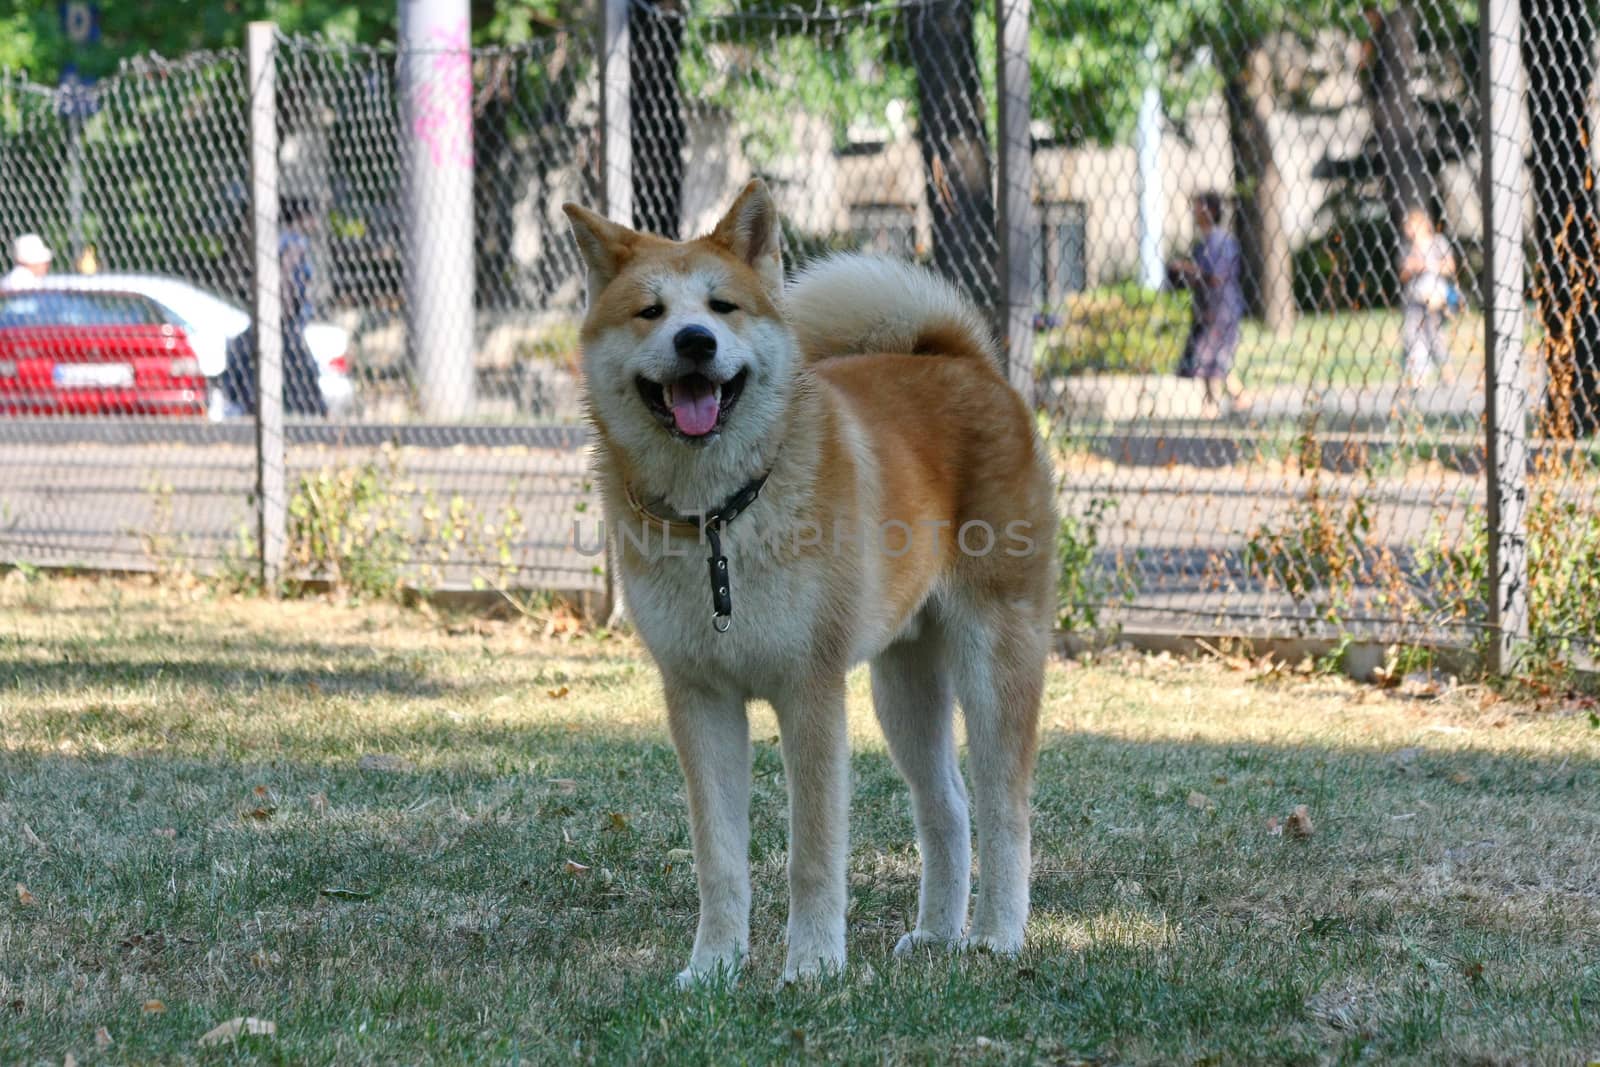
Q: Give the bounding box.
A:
[564,181,1056,984]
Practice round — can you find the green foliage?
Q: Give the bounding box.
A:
[1245,466,1373,623]
[285,445,530,604]
[1058,497,1138,631]
[0,0,572,82]
[286,449,412,601]
[1037,283,1192,377]
[1416,486,1600,685]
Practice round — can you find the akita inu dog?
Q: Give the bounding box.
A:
[564,180,1056,984]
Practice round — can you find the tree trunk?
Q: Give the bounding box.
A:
[629,0,684,239]
[1222,44,1294,335]
[1366,5,1436,292]
[906,0,999,317]
[1523,0,1600,437]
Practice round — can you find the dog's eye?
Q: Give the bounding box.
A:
[709,299,739,314]
[637,304,664,321]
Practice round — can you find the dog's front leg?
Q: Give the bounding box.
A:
[666,682,751,987]
[771,681,849,982]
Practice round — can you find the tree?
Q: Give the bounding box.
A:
[906,0,999,312]
[1030,0,1348,334]
[630,0,686,238]
[1523,0,1600,437]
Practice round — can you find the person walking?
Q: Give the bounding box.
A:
[3,234,53,288]
[279,198,328,416]
[1398,206,1457,387]
[1169,192,1250,416]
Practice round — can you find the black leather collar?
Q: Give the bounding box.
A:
[623,467,772,633]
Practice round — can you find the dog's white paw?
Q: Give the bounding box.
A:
[779,950,844,986]
[960,929,1025,956]
[893,929,962,958]
[674,958,741,990]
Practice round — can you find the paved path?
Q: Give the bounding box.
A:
[1,430,1499,642]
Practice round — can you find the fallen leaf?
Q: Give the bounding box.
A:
[664,848,693,872]
[20,822,45,850]
[1186,791,1214,811]
[547,685,570,699]
[16,883,34,906]
[245,808,274,821]
[6,998,21,1013]
[95,1027,113,1050]
[196,1017,276,1046]
[1449,771,1474,786]
[152,828,177,839]
[564,859,591,876]
[1288,805,1314,839]
[547,778,577,794]
[605,812,629,832]
[142,1000,166,1014]
[249,950,281,970]
[319,887,374,901]
[358,753,412,772]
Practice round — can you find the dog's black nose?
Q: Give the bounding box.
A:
[673,324,717,363]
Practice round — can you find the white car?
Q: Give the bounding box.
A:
[36,273,354,418]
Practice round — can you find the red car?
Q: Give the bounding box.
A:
[0,289,206,416]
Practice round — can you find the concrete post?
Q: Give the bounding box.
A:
[400,0,476,418]
[1137,39,1166,291]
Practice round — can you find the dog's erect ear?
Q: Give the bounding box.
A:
[710,180,783,300]
[563,203,635,305]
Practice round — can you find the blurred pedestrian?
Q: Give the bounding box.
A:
[1399,206,1457,387]
[3,234,53,288]
[220,198,328,417]
[279,197,327,416]
[1168,192,1250,416]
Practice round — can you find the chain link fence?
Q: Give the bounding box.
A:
[0,0,1593,665]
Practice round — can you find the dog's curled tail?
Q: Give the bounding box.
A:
[784,253,998,364]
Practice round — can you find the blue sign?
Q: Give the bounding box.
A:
[59,1,100,45]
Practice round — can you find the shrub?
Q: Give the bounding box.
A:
[1058,498,1138,631]
[1036,282,1192,377]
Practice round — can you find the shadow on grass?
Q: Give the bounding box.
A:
[3,714,1597,1063]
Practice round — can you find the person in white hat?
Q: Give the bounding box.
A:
[3,234,53,289]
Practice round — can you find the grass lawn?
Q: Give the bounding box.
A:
[2,576,1598,1064]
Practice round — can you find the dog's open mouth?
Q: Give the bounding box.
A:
[636,369,748,443]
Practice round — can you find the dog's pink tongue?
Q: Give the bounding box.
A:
[670,380,720,436]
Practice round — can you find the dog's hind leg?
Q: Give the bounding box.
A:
[949,608,1046,955]
[770,680,850,982]
[871,623,971,954]
[666,683,752,987]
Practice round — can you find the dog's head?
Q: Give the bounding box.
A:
[563,181,795,480]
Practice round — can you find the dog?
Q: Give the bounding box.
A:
[563,180,1056,985]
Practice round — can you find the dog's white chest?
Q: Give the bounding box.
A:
[620,532,826,696]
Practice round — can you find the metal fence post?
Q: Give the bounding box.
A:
[248,22,286,594]
[995,0,1034,399]
[599,0,632,624]
[1478,0,1530,673]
